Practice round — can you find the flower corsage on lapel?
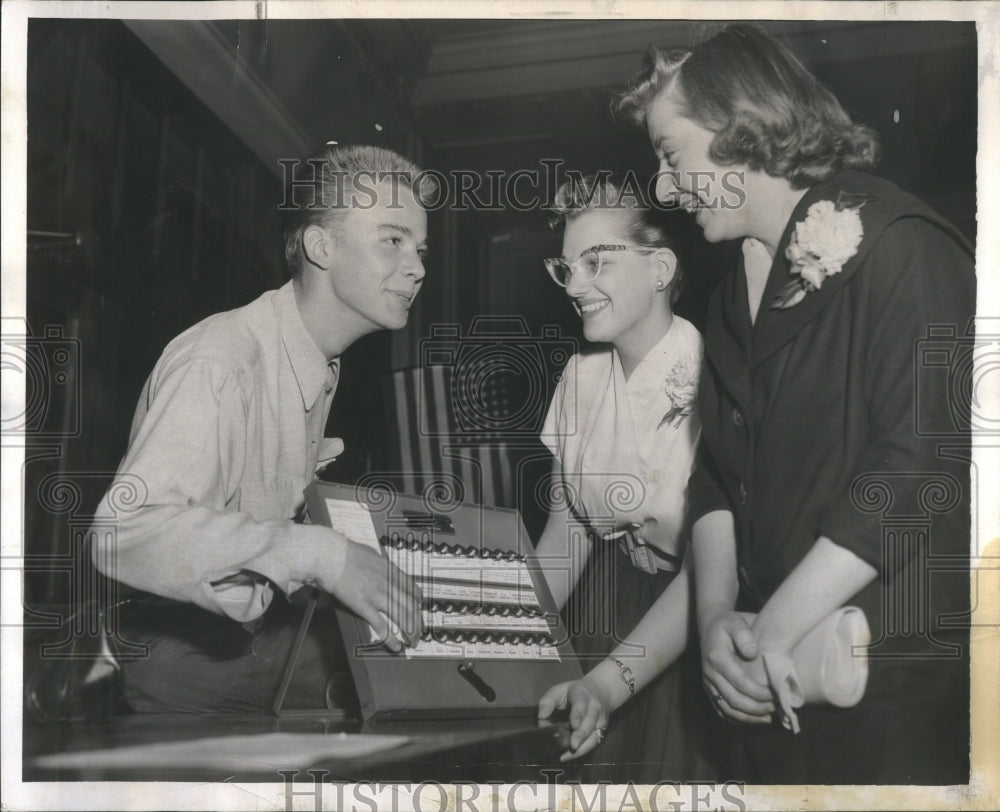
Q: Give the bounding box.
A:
[659,353,700,429]
[772,193,866,310]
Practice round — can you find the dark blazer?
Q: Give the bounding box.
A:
[690,170,974,782]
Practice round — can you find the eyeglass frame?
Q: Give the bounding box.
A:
[543,243,658,287]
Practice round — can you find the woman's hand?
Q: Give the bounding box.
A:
[537,676,614,761]
[701,610,774,724]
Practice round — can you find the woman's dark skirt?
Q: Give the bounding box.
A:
[565,542,727,783]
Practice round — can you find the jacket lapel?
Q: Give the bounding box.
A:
[750,184,867,368]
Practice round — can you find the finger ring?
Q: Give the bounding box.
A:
[713,693,724,707]
[595,726,606,745]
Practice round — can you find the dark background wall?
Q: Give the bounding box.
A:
[25,20,283,611]
[18,18,977,610]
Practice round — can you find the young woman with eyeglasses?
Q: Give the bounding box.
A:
[534,174,719,781]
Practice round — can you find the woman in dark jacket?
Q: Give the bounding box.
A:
[614,23,974,784]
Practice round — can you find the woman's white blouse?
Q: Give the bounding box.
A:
[541,316,703,557]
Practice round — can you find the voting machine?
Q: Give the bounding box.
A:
[274,481,582,722]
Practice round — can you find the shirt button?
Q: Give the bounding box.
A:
[732,409,745,427]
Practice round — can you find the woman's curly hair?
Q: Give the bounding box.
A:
[548,173,685,305]
[613,23,880,189]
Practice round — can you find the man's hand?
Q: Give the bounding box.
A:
[701,610,774,724]
[314,539,423,653]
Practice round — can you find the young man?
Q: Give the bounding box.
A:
[91,144,434,712]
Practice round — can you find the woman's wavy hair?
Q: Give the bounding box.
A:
[548,173,684,305]
[612,23,880,189]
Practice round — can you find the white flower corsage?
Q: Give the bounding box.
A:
[659,354,700,429]
[772,193,866,310]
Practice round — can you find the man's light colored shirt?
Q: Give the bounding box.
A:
[93,281,345,622]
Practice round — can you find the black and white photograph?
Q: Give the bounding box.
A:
[2,1,998,809]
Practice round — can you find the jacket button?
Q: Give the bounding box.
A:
[739,482,747,504]
[732,409,745,427]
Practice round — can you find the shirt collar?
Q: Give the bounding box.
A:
[273,281,339,409]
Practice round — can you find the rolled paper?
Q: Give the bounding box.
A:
[755,607,870,734]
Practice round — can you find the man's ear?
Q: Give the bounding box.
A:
[653,248,678,291]
[302,223,334,271]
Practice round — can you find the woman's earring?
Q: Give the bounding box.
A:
[656,280,666,291]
